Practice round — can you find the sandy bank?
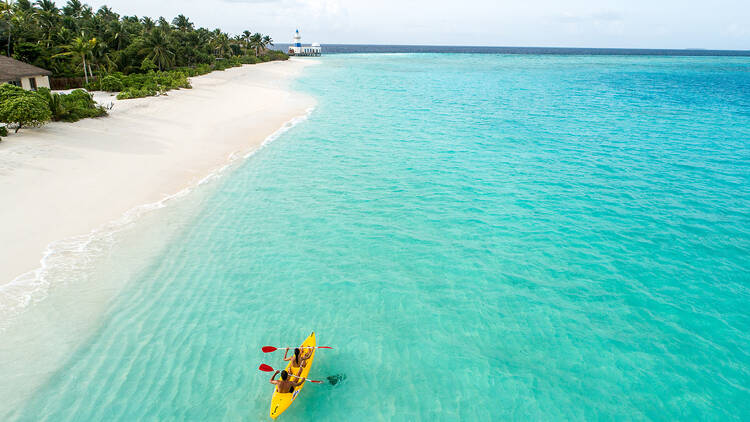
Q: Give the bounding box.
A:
[0,58,316,300]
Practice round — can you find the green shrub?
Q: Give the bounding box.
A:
[272,51,290,61]
[116,87,157,100]
[35,89,107,122]
[0,83,27,103]
[0,94,52,131]
[212,59,230,71]
[48,92,67,120]
[34,87,65,120]
[175,64,212,77]
[36,86,51,99]
[114,70,191,99]
[0,125,8,136]
[72,89,92,99]
[140,57,157,72]
[100,75,124,92]
[0,84,53,130]
[63,104,106,121]
[57,89,106,121]
[195,64,211,75]
[84,80,101,91]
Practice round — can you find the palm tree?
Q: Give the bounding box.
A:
[249,32,262,56]
[35,0,60,48]
[141,16,154,32]
[262,35,273,51]
[79,3,92,20]
[1,1,13,56]
[9,8,35,47]
[92,39,117,73]
[104,19,126,50]
[95,5,117,20]
[172,14,192,31]
[15,0,33,12]
[141,28,173,70]
[54,34,97,83]
[62,0,83,18]
[211,30,230,58]
[157,16,170,32]
[54,26,73,46]
[35,0,57,13]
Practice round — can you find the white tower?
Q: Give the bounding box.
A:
[288,28,321,56]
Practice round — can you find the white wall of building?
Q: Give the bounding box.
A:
[20,75,50,91]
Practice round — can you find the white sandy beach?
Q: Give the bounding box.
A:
[0,59,315,297]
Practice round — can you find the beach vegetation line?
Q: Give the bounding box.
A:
[0,0,286,87]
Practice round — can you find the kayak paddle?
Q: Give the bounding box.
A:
[258,364,323,383]
[262,346,333,353]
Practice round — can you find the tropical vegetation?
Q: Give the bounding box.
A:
[0,0,285,88]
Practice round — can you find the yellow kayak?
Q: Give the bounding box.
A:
[270,332,316,419]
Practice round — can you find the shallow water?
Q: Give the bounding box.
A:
[9,54,750,420]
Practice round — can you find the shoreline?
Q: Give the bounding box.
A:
[0,58,317,324]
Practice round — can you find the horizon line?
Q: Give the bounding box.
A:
[274,43,750,53]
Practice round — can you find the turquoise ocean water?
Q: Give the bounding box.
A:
[10,54,750,420]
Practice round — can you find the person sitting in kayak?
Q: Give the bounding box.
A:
[283,347,313,377]
[270,370,305,394]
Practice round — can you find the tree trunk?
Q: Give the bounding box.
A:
[15,124,21,133]
[82,55,89,84]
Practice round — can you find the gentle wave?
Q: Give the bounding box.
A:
[0,107,315,332]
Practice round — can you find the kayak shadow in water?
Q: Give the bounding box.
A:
[326,373,347,387]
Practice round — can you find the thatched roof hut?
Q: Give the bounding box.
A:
[0,56,52,90]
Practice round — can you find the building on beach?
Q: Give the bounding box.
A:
[287,29,321,56]
[0,56,52,91]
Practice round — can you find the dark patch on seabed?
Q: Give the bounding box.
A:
[327,373,347,386]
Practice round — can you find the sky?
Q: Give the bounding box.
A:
[54,0,749,50]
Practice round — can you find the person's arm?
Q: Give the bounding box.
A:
[269,370,280,384]
[303,349,313,360]
[283,348,292,362]
[293,377,306,387]
[295,365,304,377]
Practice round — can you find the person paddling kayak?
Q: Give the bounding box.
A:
[270,370,305,394]
[283,347,313,377]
